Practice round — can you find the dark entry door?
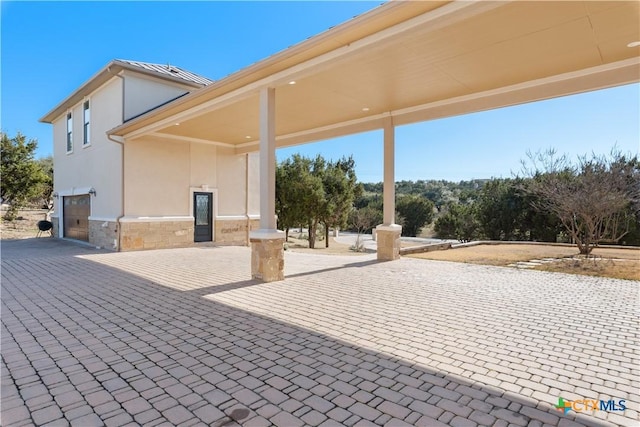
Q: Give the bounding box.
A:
[194,192,213,242]
[63,195,90,241]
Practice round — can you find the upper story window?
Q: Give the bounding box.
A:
[83,100,90,146]
[66,112,73,153]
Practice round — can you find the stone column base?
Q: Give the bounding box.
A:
[376,224,402,261]
[250,230,285,282]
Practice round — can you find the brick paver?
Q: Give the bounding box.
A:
[1,238,638,426]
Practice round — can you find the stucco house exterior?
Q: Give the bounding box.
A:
[41,59,261,251]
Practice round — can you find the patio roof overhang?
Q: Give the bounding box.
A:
[109,0,640,152]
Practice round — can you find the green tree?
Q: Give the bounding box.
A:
[395,195,434,237]
[1,132,48,220]
[320,156,362,247]
[32,155,54,209]
[306,155,327,249]
[354,192,381,210]
[276,154,324,245]
[361,182,382,193]
[434,203,480,242]
[276,160,299,241]
[517,181,562,242]
[476,178,523,240]
[277,154,362,249]
[475,177,562,242]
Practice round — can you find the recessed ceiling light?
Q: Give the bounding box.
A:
[245,136,252,139]
[627,41,640,48]
[288,81,296,85]
[174,123,180,126]
[362,107,370,112]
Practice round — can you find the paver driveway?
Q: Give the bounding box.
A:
[1,238,638,427]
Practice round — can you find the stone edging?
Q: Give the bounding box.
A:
[399,240,636,256]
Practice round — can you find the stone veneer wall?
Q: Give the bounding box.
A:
[89,220,118,250]
[51,216,59,238]
[376,228,402,260]
[250,237,285,281]
[98,218,262,251]
[215,218,261,246]
[119,220,194,251]
[215,219,246,245]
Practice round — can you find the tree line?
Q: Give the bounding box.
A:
[275,154,451,247]
[277,150,639,254]
[433,150,640,254]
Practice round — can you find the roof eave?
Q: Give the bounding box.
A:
[39,60,207,124]
[39,61,122,123]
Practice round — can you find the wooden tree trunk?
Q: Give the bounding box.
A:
[325,223,330,248]
[308,221,316,249]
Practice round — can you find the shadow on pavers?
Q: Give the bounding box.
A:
[1,237,107,260]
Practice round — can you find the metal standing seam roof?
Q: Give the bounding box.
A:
[115,59,214,86]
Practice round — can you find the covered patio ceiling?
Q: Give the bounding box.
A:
[109,1,640,152]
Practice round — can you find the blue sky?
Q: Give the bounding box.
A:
[2,1,638,182]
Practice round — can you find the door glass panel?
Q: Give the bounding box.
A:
[195,194,209,226]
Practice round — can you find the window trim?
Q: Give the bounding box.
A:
[66,111,73,154]
[82,99,91,147]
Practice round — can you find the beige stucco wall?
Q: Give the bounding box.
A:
[124,137,190,216]
[123,72,192,121]
[125,140,258,219]
[52,78,123,224]
[122,138,261,247]
[190,143,217,188]
[247,152,260,216]
[216,147,247,216]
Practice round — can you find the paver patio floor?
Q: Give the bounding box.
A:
[1,239,638,427]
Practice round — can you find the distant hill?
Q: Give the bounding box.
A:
[361,179,489,209]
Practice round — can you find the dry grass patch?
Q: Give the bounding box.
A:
[285,235,369,255]
[408,243,639,280]
[535,258,639,281]
[1,209,51,240]
[408,244,575,266]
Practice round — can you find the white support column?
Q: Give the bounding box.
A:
[250,86,285,281]
[383,117,395,226]
[259,87,277,231]
[376,116,402,260]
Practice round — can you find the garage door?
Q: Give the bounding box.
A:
[63,195,90,241]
